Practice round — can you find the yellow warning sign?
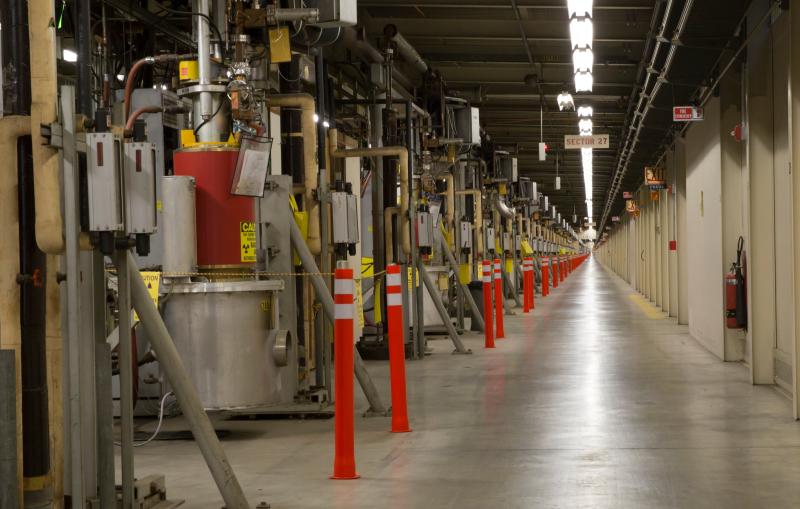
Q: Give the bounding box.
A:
[240,221,257,263]
[134,272,161,322]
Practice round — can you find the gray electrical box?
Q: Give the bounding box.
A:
[124,142,158,234]
[486,227,496,252]
[331,191,359,245]
[459,221,472,251]
[511,157,518,182]
[331,191,349,244]
[502,232,512,253]
[307,0,357,27]
[346,194,359,245]
[416,211,434,248]
[86,132,124,232]
[455,107,481,145]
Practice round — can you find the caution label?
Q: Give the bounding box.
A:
[134,272,161,322]
[240,221,257,263]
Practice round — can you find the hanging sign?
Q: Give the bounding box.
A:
[623,191,634,200]
[645,166,667,190]
[626,199,639,214]
[611,216,621,223]
[564,134,610,150]
[673,106,703,122]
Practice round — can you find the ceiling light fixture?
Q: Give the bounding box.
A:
[577,105,593,118]
[557,91,575,111]
[62,49,78,62]
[572,48,593,73]
[575,70,593,92]
[569,18,593,50]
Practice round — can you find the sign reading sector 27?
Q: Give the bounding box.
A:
[564,134,610,150]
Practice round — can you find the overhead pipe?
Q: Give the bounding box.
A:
[600,0,693,231]
[329,129,411,255]
[123,54,196,119]
[269,94,322,254]
[384,24,429,74]
[494,194,516,219]
[341,27,415,92]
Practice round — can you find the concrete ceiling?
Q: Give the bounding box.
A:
[358,0,753,227]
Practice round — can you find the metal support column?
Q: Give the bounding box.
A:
[61,85,86,508]
[417,259,471,354]
[116,251,135,508]
[406,102,424,358]
[289,220,387,415]
[437,231,484,332]
[128,252,251,509]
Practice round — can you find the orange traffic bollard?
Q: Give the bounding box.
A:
[552,256,559,289]
[331,266,359,480]
[561,257,566,282]
[386,264,411,433]
[482,260,495,349]
[523,257,532,313]
[494,258,505,339]
[541,257,549,297]
[527,257,536,310]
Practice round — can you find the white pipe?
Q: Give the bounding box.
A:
[28,0,64,255]
[196,0,212,119]
[330,129,411,255]
[269,94,321,254]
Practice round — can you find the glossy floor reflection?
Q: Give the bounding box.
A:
[128,257,800,508]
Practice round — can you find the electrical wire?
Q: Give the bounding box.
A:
[193,98,224,138]
[114,391,173,448]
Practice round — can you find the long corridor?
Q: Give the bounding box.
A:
[132,258,800,508]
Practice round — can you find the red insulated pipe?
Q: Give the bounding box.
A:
[482,261,495,349]
[331,267,359,480]
[123,54,195,119]
[386,264,410,433]
[125,106,162,131]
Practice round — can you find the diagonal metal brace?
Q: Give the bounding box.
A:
[289,220,387,416]
[417,258,471,355]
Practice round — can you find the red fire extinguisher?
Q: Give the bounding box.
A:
[725,237,747,329]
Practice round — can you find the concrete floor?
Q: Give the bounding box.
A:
[127,257,800,508]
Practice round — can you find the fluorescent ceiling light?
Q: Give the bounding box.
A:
[568,0,593,19]
[579,119,593,135]
[62,49,78,62]
[577,105,593,117]
[572,48,593,73]
[557,91,575,111]
[569,18,593,49]
[575,71,593,92]
[117,74,125,81]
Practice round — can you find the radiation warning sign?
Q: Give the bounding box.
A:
[240,221,257,263]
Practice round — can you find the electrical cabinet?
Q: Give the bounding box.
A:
[124,142,158,234]
[86,132,124,232]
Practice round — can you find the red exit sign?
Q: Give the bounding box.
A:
[673,106,703,122]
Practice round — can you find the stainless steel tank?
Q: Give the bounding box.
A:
[161,176,197,274]
[162,279,295,410]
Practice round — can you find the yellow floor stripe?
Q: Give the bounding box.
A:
[628,293,665,320]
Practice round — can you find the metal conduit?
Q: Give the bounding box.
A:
[599,0,692,232]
